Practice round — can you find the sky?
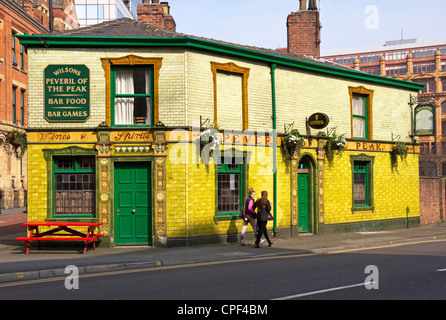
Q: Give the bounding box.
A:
[165,0,445,53]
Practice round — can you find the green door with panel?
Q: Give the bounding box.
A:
[298,172,310,233]
[114,162,152,246]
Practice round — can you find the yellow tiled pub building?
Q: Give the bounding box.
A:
[19,4,424,247]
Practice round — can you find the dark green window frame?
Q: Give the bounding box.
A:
[217,160,243,217]
[43,146,99,222]
[350,154,375,212]
[53,156,96,218]
[214,149,251,222]
[111,66,154,128]
[352,94,368,140]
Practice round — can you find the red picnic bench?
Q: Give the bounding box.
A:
[16,221,103,255]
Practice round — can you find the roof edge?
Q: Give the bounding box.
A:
[17,34,425,91]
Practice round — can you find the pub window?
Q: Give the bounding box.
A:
[351,154,374,212]
[217,158,243,216]
[112,67,153,126]
[352,94,368,139]
[349,87,373,140]
[54,157,96,217]
[353,161,370,206]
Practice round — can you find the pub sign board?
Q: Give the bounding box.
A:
[44,65,90,122]
[308,112,330,130]
[415,102,435,136]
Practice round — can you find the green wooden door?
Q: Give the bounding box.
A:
[298,173,309,233]
[114,162,152,246]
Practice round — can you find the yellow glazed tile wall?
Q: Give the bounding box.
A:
[274,68,415,141]
[165,143,291,239]
[28,48,417,142]
[186,52,273,131]
[27,143,96,234]
[323,150,420,225]
[27,144,50,222]
[27,48,187,128]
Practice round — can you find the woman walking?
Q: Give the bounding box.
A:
[240,187,257,246]
[254,191,272,248]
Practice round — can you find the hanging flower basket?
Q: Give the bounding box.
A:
[281,129,305,160]
[390,141,409,172]
[325,131,347,164]
[390,141,409,159]
[196,129,222,164]
[326,134,347,151]
[196,129,222,149]
[287,140,297,150]
[3,129,27,158]
[10,137,20,147]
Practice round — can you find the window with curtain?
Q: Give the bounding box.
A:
[113,68,153,126]
[54,157,96,217]
[352,94,368,139]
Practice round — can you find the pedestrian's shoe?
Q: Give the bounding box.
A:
[240,235,246,246]
[268,242,273,247]
[254,243,260,248]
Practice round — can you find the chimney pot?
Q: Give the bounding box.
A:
[137,0,176,32]
[287,4,321,58]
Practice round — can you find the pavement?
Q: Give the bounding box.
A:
[1,207,446,284]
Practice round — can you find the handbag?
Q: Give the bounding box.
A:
[243,215,252,223]
[267,213,274,221]
[238,205,245,219]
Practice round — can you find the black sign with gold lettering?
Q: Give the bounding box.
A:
[308,113,329,130]
[44,65,90,122]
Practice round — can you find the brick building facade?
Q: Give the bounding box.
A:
[0,0,78,210]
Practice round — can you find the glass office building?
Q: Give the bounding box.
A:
[76,0,142,27]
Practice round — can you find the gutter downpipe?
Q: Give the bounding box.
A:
[271,63,278,236]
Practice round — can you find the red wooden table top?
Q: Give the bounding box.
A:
[22,221,102,227]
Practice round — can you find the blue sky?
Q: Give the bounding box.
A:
[165,0,444,52]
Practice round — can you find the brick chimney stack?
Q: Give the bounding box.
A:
[287,0,321,58]
[137,0,176,32]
